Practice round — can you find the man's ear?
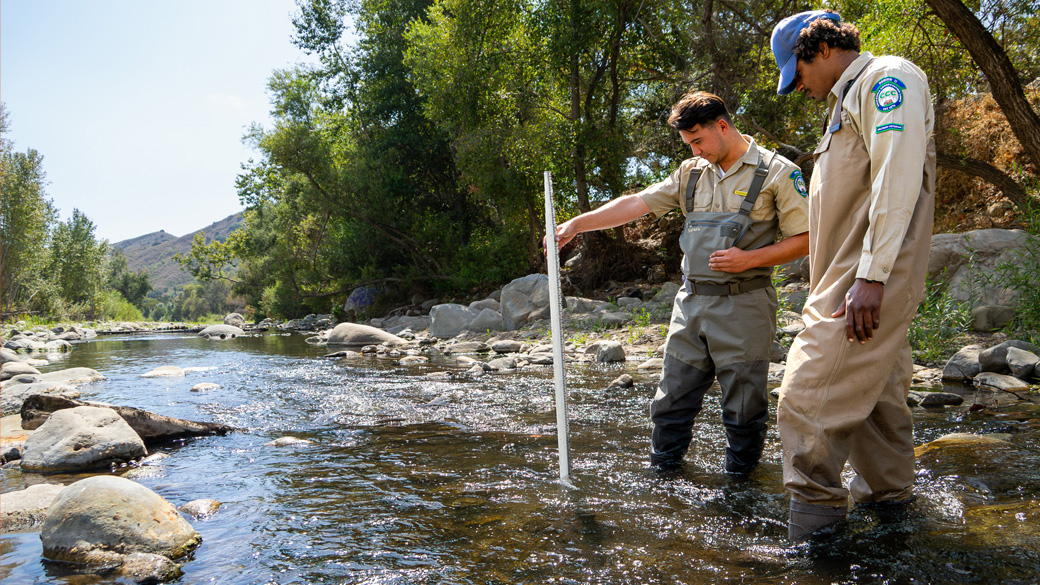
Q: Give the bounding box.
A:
[715,118,729,134]
[818,41,831,60]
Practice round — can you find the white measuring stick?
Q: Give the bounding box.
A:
[543,171,571,482]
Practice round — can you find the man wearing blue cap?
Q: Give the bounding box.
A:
[769,11,935,540]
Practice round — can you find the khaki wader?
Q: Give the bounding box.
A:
[650,154,779,473]
[777,66,936,508]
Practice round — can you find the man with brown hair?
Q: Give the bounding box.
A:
[770,10,935,540]
[551,92,809,474]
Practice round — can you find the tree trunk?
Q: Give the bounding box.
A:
[936,151,1032,212]
[924,0,1040,173]
[570,1,590,213]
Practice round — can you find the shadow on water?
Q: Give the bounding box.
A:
[3,332,1040,583]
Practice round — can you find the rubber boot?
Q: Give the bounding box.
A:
[788,499,847,542]
[724,425,767,474]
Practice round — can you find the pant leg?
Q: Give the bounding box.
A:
[849,338,916,503]
[716,361,770,473]
[649,353,715,466]
[779,303,916,507]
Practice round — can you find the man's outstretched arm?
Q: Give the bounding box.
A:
[547,194,652,250]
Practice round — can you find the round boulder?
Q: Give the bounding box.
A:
[41,476,201,565]
[197,324,244,340]
[325,323,406,347]
[1,361,41,381]
[223,313,246,328]
[21,406,146,473]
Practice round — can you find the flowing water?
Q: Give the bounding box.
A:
[2,332,1040,584]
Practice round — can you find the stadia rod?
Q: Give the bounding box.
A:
[543,171,571,482]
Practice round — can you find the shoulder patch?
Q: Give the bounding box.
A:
[789,170,808,197]
[876,123,904,134]
[872,76,905,113]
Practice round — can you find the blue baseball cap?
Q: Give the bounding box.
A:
[771,10,841,95]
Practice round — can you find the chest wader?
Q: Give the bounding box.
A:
[650,155,780,474]
[778,63,934,540]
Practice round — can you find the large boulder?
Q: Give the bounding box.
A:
[586,340,626,363]
[223,313,246,328]
[20,394,233,442]
[927,229,1035,308]
[429,304,480,338]
[468,308,503,333]
[20,406,146,473]
[197,324,244,339]
[326,323,406,347]
[500,274,551,330]
[979,340,1039,374]
[344,285,380,316]
[40,476,201,565]
[1007,347,1040,379]
[942,345,984,382]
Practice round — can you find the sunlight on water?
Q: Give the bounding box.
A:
[3,332,1040,584]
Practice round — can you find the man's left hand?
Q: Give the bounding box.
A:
[832,278,885,343]
[709,247,755,273]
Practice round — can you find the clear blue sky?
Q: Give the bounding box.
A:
[2,0,328,243]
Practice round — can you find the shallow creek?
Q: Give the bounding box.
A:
[2,332,1040,584]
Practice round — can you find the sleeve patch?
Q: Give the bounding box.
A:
[876,123,904,134]
[789,170,808,197]
[873,77,905,112]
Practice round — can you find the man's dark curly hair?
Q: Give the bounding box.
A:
[794,15,861,63]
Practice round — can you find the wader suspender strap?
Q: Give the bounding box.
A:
[739,155,771,216]
[827,58,876,134]
[684,166,704,213]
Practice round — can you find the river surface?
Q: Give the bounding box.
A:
[3,332,1040,584]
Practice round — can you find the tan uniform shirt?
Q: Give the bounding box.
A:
[639,137,810,239]
[826,52,934,283]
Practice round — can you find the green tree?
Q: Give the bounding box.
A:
[0,105,58,314]
[106,250,153,308]
[47,209,109,311]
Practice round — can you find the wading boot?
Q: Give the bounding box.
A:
[788,499,847,542]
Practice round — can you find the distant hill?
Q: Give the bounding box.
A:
[112,212,244,295]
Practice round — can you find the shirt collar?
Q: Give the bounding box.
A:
[828,51,875,108]
[712,134,759,176]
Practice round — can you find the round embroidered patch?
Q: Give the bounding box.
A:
[874,81,903,112]
[790,170,807,197]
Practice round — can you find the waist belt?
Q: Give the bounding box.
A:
[686,275,771,296]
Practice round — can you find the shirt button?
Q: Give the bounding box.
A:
[882,267,890,273]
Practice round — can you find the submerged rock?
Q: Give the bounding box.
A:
[265,436,313,447]
[141,366,186,378]
[178,498,222,519]
[40,476,200,566]
[115,552,183,583]
[0,482,65,531]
